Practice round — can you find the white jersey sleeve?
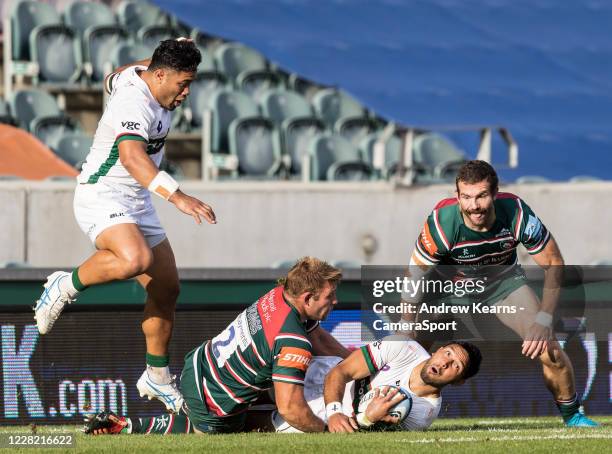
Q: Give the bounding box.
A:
[362,335,442,431]
[109,70,154,143]
[360,334,419,374]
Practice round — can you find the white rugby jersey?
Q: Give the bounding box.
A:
[300,337,441,431]
[78,66,171,192]
[357,336,441,430]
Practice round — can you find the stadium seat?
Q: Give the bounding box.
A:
[214,43,268,80]
[64,1,128,83]
[260,90,325,174]
[9,89,79,150]
[64,1,117,36]
[116,0,170,31]
[308,133,372,181]
[137,24,178,51]
[214,42,278,96]
[109,43,152,69]
[311,88,366,128]
[515,175,552,184]
[208,89,260,153]
[29,24,83,84]
[85,27,129,83]
[117,0,175,50]
[311,88,378,144]
[412,133,466,181]
[360,132,403,178]
[236,70,285,101]
[11,1,61,61]
[55,133,92,168]
[0,100,18,126]
[187,71,229,129]
[228,118,283,177]
[289,73,326,101]
[190,29,227,53]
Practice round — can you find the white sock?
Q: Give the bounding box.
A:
[59,273,79,299]
[147,365,171,383]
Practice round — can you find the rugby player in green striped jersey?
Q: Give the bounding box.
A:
[402,160,598,428]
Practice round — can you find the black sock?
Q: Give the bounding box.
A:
[556,393,580,421]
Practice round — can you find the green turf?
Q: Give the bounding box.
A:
[0,416,610,453]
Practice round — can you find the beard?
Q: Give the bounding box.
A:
[464,207,491,226]
[420,359,447,387]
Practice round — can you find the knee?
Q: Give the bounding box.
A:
[149,279,180,305]
[540,341,569,370]
[117,249,154,279]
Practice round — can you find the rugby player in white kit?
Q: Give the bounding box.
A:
[34,39,216,413]
[272,336,481,432]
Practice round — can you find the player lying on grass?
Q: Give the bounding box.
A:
[85,333,480,434]
[85,257,350,435]
[270,336,481,432]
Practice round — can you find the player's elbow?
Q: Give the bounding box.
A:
[276,399,305,424]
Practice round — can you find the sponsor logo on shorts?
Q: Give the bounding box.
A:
[121,121,141,130]
[277,347,312,371]
[110,212,125,219]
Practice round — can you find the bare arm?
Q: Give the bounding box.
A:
[521,236,564,359]
[531,235,564,315]
[273,381,325,432]
[323,349,371,432]
[308,326,350,358]
[118,140,216,224]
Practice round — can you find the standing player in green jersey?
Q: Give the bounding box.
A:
[84,257,348,435]
[403,160,598,428]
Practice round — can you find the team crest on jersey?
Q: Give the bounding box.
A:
[157,121,162,133]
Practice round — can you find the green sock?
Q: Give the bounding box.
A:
[556,393,580,421]
[71,267,88,292]
[128,414,194,434]
[146,353,169,368]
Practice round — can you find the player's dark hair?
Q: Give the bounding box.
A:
[148,39,201,73]
[455,160,499,194]
[442,341,482,381]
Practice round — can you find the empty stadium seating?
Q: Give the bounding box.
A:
[308,133,372,181]
[1,0,472,184]
[9,89,79,151]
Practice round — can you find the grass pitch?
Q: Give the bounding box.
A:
[1,416,610,453]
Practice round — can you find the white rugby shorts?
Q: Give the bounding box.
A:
[73,181,166,248]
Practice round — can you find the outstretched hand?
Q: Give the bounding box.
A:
[169,190,217,225]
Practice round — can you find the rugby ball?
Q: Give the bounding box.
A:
[357,386,412,424]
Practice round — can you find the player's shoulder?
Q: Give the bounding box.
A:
[376,335,431,359]
[494,192,529,218]
[428,197,462,236]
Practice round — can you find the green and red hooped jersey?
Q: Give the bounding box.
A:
[189,286,313,417]
[414,192,550,267]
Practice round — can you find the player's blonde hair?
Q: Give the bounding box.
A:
[278,257,342,299]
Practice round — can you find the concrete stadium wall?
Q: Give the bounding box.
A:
[1,181,611,267]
